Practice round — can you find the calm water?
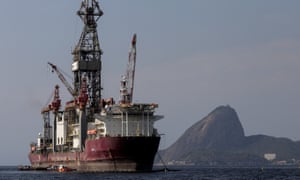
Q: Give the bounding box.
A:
[1,166,300,180]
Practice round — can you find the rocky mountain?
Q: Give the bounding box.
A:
[159,105,300,165]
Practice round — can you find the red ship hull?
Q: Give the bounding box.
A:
[29,136,160,172]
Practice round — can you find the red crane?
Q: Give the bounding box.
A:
[41,85,61,113]
[48,63,88,110]
[51,85,61,112]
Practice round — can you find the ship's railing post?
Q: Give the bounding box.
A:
[147,111,150,136]
[121,112,124,137]
[126,112,129,137]
[142,112,145,136]
[120,111,129,137]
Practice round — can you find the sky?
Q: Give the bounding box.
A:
[0,0,300,165]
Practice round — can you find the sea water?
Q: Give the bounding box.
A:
[0,166,300,179]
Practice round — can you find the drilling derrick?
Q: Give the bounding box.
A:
[72,0,103,116]
[71,0,103,150]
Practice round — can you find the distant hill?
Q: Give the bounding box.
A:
[158,105,300,166]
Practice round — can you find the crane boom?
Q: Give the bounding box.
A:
[128,34,137,102]
[48,62,76,97]
[120,34,137,104]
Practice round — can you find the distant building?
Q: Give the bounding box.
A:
[167,160,195,166]
[264,153,276,161]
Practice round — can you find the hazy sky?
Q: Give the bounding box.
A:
[1,0,300,165]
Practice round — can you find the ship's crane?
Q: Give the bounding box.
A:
[51,85,62,112]
[41,85,61,113]
[48,62,76,97]
[120,34,137,104]
[40,85,61,149]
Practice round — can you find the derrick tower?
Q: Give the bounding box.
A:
[72,0,103,117]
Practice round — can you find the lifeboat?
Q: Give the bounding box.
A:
[57,165,75,172]
[87,129,97,135]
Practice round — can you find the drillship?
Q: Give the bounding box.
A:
[28,0,162,172]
